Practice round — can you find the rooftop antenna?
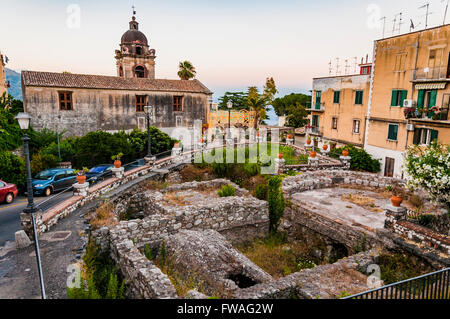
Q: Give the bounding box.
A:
[419,3,430,29]
[353,57,358,73]
[443,0,449,25]
[328,60,333,76]
[380,16,387,38]
[344,59,350,75]
[335,58,341,75]
[132,5,136,16]
[398,12,404,34]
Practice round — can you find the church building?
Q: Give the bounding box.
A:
[21,15,212,139]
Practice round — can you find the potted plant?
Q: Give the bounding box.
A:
[306,135,312,145]
[74,167,89,185]
[278,153,284,159]
[391,184,406,207]
[287,133,293,139]
[342,149,349,157]
[174,142,180,148]
[322,141,329,151]
[310,150,317,158]
[111,153,124,168]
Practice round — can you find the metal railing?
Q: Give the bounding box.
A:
[34,151,174,212]
[343,268,450,300]
[411,66,449,81]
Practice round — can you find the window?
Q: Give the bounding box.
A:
[0,181,4,188]
[417,89,437,109]
[333,91,341,104]
[387,124,399,141]
[315,91,322,109]
[59,92,73,111]
[428,49,443,69]
[441,94,450,120]
[391,90,408,107]
[135,66,145,78]
[136,46,142,55]
[353,119,361,134]
[355,91,363,105]
[173,96,183,112]
[361,66,372,75]
[136,95,147,112]
[413,128,438,146]
[394,54,407,72]
[176,116,183,127]
[332,117,338,130]
[384,157,395,177]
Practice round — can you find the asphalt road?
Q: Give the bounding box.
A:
[0,193,74,246]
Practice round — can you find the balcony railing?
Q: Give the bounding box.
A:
[307,103,325,112]
[411,66,450,82]
[306,126,323,135]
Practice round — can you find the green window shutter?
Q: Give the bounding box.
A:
[355,91,363,104]
[388,124,398,141]
[391,90,398,106]
[417,90,425,108]
[430,130,438,143]
[401,90,408,107]
[429,90,437,107]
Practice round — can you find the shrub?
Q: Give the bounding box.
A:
[404,142,449,209]
[417,214,436,227]
[0,151,26,187]
[30,151,59,175]
[268,176,285,232]
[255,183,268,200]
[329,145,381,173]
[218,184,236,197]
[243,163,260,177]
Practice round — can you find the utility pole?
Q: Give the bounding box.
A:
[444,0,449,25]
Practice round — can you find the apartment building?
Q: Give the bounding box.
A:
[309,62,372,148]
[365,24,450,178]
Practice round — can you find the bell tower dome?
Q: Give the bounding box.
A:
[115,15,156,79]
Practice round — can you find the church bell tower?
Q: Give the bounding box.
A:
[115,15,156,79]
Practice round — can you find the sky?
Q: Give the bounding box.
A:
[1,0,449,100]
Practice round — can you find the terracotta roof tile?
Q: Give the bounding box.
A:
[22,71,212,94]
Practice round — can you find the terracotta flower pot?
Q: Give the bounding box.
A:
[342,150,349,157]
[391,196,403,207]
[323,145,328,151]
[307,139,312,145]
[76,175,86,185]
[174,142,179,148]
[278,153,284,159]
[114,160,122,168]
[310,151,317,158]
[287,134,293,139]
[257,131,260,137]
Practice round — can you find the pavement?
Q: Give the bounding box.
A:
[0,193,74,247]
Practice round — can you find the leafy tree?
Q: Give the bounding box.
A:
[272,93,311,117]
[0,151,26,187]
[177,61,196,80]
[286,104,309,128]
[30,151,60,175]
[247,77,278,130]
[217,92,249,110]
[268,175,285,232]
[0,93,24,151]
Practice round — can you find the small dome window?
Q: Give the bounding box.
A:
[135,66,145,78]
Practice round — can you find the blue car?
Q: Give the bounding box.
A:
[32,169,77,197]
[85,164,114,183]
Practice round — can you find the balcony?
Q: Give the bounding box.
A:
[305,126,323,136]
[307,103,325,113]
[411,66,450,82]
[404,106,449,122]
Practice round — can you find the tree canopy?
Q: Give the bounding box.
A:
[177,61,197,80]
[272,93,311,117]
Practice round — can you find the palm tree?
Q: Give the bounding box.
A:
[177,61,196,80]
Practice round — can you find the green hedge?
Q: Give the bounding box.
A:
[0,151,26,186]
[329,145,381,173]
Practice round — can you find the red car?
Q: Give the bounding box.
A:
[0,180,19,204]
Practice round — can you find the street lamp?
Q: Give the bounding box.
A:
[227,101,233,142]
[14,112,46,299]
[144,105,155,162]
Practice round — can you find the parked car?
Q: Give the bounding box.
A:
[124,159,146,172]
[85,164,114,182]
[0,180,19,204]
[32,169,77,197]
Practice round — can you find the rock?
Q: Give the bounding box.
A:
[15,230,32,249]
[184,289,209,299]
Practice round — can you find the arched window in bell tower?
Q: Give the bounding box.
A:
[136,46,142,55]
[135,66,145,78]
[119,66,124,77]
